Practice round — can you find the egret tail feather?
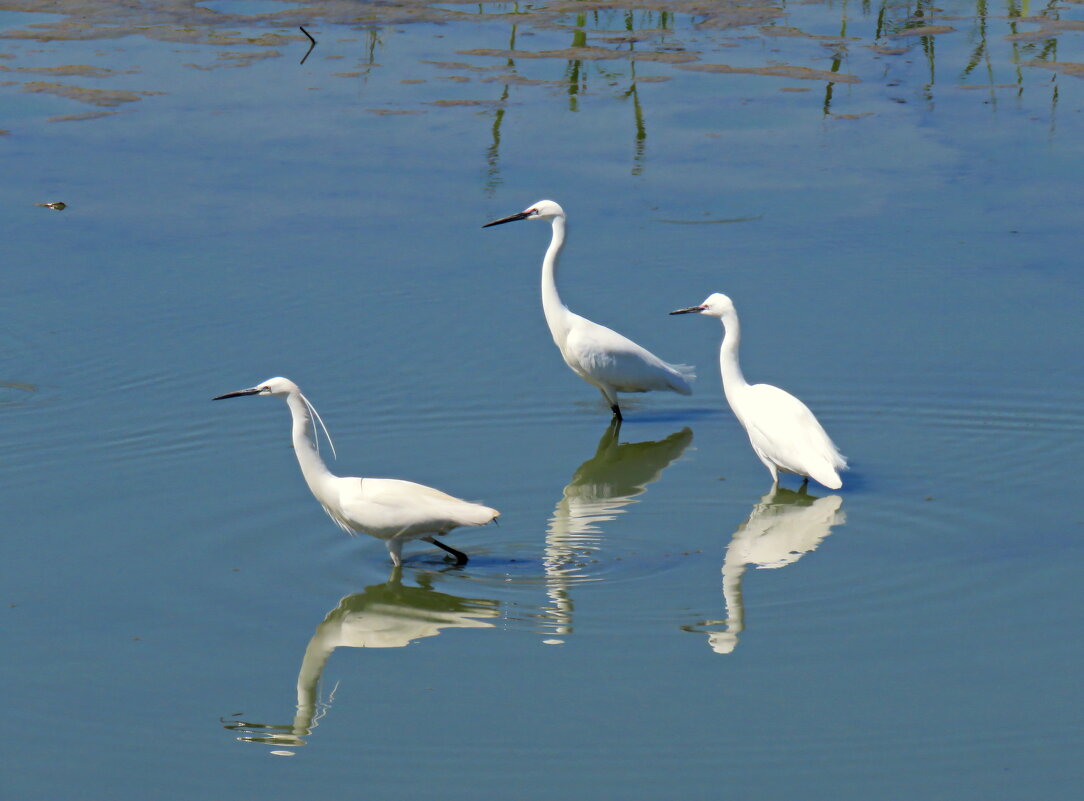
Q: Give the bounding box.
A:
[670,363,696,395]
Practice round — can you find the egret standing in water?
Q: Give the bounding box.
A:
[484,200,694,420]
[671,294,846,490]
[213,377,499,566]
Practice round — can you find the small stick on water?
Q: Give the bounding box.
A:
[299,26,317,65]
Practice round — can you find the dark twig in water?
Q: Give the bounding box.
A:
[299,26,317,65]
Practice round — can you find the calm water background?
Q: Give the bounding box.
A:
[3,0,1083,798]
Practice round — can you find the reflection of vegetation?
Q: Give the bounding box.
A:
[822,0,850,116]
[962,0,995,91]
[622,10,648,176]
[819,0,1065,115]
[5,0,1074,172]
[626,59,646,176]
[363,25,383,67]
[470,0,1071,171]
[565,12,589,111]
[479,5,671,182]
[484,19,517,194]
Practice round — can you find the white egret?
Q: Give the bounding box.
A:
[671,294,847,489]
[484,200,694,420]
[213,377,499,566]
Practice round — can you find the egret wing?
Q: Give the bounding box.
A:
[742,384,846,482]
[565,316,693,394]
[337,477,497,536]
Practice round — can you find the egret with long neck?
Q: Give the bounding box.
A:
[671,294,846,490]
[484,200,693,420]
[213,377,499,566]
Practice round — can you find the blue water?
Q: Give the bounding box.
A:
[3,1,1083,798]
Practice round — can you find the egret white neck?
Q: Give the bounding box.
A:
[542,216,572,344]
[285,391,336,500]
[718,313,749,399]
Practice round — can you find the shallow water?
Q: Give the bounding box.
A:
[3,0,1083,798]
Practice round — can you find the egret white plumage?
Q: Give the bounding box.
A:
[484,200,694,420]
[671,294,846,490]
[213,377,499,566]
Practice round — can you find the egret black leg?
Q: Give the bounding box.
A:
[425,536,469,565]
[610,404,623,421]
[800,476,809,491]
[600,415,622,445]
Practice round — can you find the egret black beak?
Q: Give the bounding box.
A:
[483,210,532,228]
[670,305,706,315]
[212,387,262,400]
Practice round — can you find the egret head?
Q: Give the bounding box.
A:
[483,199,565,228]
[670,293,735,319]
[213,376,336,458]
[213,376,299,400]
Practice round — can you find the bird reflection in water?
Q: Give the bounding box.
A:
[543,420,692,642]
[687,486,845,654]
[222,567,499,752]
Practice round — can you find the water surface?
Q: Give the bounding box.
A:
[3,0,1083,798]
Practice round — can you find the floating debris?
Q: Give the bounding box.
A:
[887,24,956,38]
[48,110,124,123]
[22,81,163,107]
[300,26,316,65]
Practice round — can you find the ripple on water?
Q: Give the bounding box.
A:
[0,379,39,406]
[912,392,1084,435]
[128,366,1084,655]
[796,378,1084,487]
[309,527,701,644]
[0,321,58,408]
[447,551,704,644]
[1,362,227,494]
